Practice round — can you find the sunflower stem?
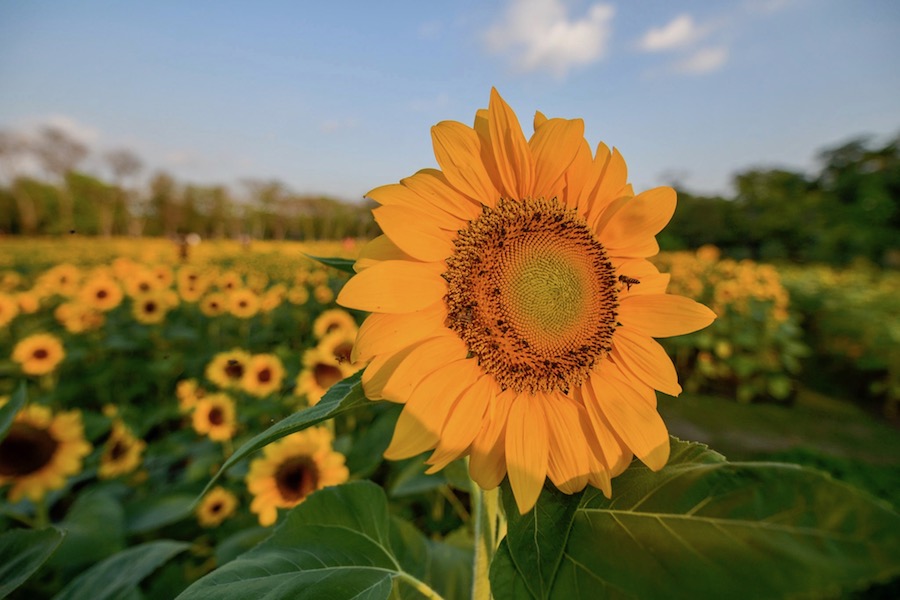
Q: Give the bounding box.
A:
[472,482,503,600]
[34,496,49,529]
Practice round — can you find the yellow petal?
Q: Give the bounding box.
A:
[426,374,499,472]
[529,117,585,203]
[367,182,465,226]
[562,139,593,211]
[352,302,446,364]
[337,260,446,314]
[618,294,717,338]
[533,110,548,130]
[590,361,670,471]
[611,326,682,396]
[362,341,424,401]
[379,333,469,402]
[576,382,631,474]
[432,120,500,205]
[468,389,515,490]
[372,205,455,262]
[488,88,534,199]
[505,393,549,514]
[402,169,483,223]
[544,393,591,494]
[353,235,417,272]
[581,145,629,224]
[599,187,676,255]
[384,358,482,459]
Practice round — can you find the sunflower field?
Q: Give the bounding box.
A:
[1,234,897,599]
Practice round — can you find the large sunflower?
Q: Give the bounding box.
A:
[0,405,92,502]
[245,427,348,526]
[338,89,716,513]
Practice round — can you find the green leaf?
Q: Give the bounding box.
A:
[49,489,125,573]
[198,371,369,498]
[177,481,447,600]
[491,438,900,599]
[125,493,196,534]
[305,254,356,274]
[0,382,27,442]
[0,527,65,597]
[53,540,189,600]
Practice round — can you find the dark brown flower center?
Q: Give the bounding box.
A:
[0,423,59,477]
[334,342,353,364]
[209,501,223,513]
[208,407,224,426]
[97,289,108,299]
[444,198,618,393]
[274,456,318,502]
[109,439,128,461]
[225,359,244,379]
[33,348,49,360]
[314,363,343,389]
[144,301,157,313]
[257,368,272,383]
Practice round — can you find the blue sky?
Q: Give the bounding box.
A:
[1,0,898,201]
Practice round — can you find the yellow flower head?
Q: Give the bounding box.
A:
[313,285,334,305]
[294,347,354,406]
[286,285,309,305]
[0,405,92,502]
[245,427,349,526]
[0,293,19,328]
[132,291,173,325]
[37,264,82,297]
[227,288,260,319]
[312,308,357,340]
[78,276,124,312]
[337,89,716,513]
[12,333,66,376]
[98,420,146,479]
[16,291,41,315]
[205,349,253,390]
[199,292,228,317]
[191,392,237,442]
[175,378,208,412]
[241,353,286,398]
[197,486,239,527]
[122,268,163,298]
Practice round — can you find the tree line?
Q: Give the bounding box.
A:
[0,126,379,241]
[1,126,898,266]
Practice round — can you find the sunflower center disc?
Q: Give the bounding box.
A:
[275,457,319,502]
[444,198,619,393]
[0,423,59,476]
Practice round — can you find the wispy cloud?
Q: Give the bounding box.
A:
[638,14,709,52]
[674,46,729,74]
[485,0,615,78]
[318,118,359,134]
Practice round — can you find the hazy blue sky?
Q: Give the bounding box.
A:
[2,0,898,201]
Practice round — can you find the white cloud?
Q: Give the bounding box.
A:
[674,46,729,75]
[639,14,709,52]
[485,0,615,77]
[15,114,101,145]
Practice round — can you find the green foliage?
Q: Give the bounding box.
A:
[0,527,65,597]
[491,438,900,599]
[0,383,27,441]
[53,540,189,600]
[177,481,471,600]
[781,265,900,414]
[199,371,367,498]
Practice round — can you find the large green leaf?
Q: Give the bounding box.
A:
[48,489,125,574]
[0,383,27,442]
[177,481,468,600]
[306,254,356,274]
[53,540,189,600]
[0,527,65,597]
[491,438,900,599]
[198,371,368,498]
